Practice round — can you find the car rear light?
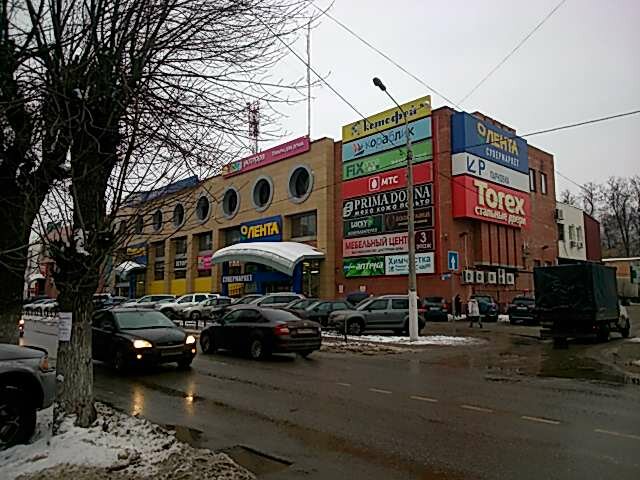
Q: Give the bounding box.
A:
[418,308,426,314]
[274,324,290,336]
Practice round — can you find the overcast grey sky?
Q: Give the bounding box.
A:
[265,0,639,194]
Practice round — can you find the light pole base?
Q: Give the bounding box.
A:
[408,290,419,341]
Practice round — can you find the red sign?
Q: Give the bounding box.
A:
[222,136,310,177]
[342,162,433,199]
[452,175,530,228]
[197,254,212,270]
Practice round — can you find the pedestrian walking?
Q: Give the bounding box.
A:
[468,297,481,328]
[454,294,462,320]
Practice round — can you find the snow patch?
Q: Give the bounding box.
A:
[631,360,640,367]
[627,337,640,343]
[322,332,484,346]
[73,229,90,256]
[498,314,510,323]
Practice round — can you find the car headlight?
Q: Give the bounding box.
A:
[185,335,196,344]
[133,339,152,349]
[19,319,25,325]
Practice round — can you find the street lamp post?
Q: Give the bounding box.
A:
[372,77,419,341]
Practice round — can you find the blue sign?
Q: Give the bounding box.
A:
[125,176,199,206]
[342,117,432,162]
[447,251,459,272]
[240,215,282,242]
[222,273,254,284]
[451,112,528,174]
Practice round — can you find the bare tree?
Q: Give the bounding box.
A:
[17,0,313,426]
[602,177,633,257]
[580,181,599,217]
[559,189,577,206]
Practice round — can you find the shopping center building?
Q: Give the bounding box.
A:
[112,95,564,306]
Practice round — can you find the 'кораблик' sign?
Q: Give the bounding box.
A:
[451,112,528,174]
[342,184,432,219]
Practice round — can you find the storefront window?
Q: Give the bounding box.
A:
[290,211,317,239]
[173,237,187,279]
[224,227,242,246]
[153,241,165,281]
[196,232,212,277]
[302,260,321,297]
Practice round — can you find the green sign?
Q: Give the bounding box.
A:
[342,139,432,181]
[343,256,385,278]
[344,215,384,238]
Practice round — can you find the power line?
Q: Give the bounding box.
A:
[458,0,568,105]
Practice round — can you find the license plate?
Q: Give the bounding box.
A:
[517,306,527,311]
[430,307,441,311]
[160,350,182,357]
[297,328,315,335]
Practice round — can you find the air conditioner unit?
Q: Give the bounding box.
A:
[475,271,485,283]
[555,209,564,221]
[462,270,475,284]
[506,272,515,285]
[578,242,584,248]
[498,268,506,285]
[487,271,497,284]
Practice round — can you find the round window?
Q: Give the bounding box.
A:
[222,187,239,219]
[173,204,184,227]
[252,177,273,211]
[288,165,313,203]
[196,196,210,221]
[152,210,163,231]
[134,215,144,234]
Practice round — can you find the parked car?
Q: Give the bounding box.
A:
[39,300,59,316]
[423,296,449,322]
[181,296,233,321]
[157,293,219,319]
[121,294,176,309]
[249,293,305,308]
[507,296,537,325]
[284,298,319,312]
[328,295,426,335]
[23,298,52,314]
[199,306,321,360]
[231,294,263,305]
[345,291,370,307]
[92,308,197,370]
[470,294,499,322]
[0,344,55,449]
[303,300,353,326]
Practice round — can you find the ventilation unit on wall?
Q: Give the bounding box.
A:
[487,271,497,284]
[555,209,564,220]
[475,271,485,284]
[462,270,475,284]
[506,272,515,285]
[498,268,506,285]
[578,242,584,248]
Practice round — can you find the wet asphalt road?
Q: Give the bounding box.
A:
[22,321,640,480]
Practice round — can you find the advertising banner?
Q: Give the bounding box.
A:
[343,229,434,257]
[452,175,530,228]
[384,207,434,232]
[343,215,384,238]
[451,152,529,192]
[342,96,431,142]
[222,273,254,284]
[126,243,147,266]
[222,136,310,177]
[342,162,433,199]
[240,215,282,242]
[385,253,435,275]
[342,139,432,181]
[343,256,385,278]
[342,184,432,219]
[197,254,212,270]
[174,257,187,270]
[342,117,432,162]
[451,112,528,174]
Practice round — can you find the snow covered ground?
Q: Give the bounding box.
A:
[0,403,253,480]
[322,332,485,346]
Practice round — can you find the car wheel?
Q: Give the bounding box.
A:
[113,349,128,372]
[200,332,216,354]
[248,335,267,360]
[298,350,314,359]
[177,358,193,369]
[597,324,610,343]
[347,320,363,335]
[620,318,630,338]
[0,386,37,449]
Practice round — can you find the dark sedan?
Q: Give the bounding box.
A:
[507,296,537,325]
[92,308,197,371]
[303,300,353,326]
[199,306,321,360]
[423,296,449,322]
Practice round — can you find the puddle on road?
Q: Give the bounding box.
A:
[537,351,629,385]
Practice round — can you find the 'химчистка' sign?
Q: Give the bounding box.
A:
[222,137,310,177]
[451,112,528,174]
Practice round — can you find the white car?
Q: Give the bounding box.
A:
[250,293,305,308]
[39,301,59,316]
[121,294,176,309]
[157,293,219,320]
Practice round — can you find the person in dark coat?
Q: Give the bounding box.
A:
[454,294,462,319]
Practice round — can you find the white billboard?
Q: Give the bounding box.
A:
[385,253,435,275]
[452,152,529,192]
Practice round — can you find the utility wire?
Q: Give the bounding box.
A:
[458,0,568,105]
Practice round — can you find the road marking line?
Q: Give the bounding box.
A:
[460,404,493,413]
[594,429,640,441]
[521,415,561,425]
[410,395,438,403]
[336,382,351,387]
[369,388,392,394]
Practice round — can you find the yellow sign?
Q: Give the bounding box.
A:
[342,96,431,143]
[126,246,145,257]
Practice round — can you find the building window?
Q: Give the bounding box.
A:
[222,187,239,219]
[196,232,212,278]
[197,231,212,252]
[557,224,565,242]
[173,237,187,279]
[134,215,144,234]
[529,169,536,192]
[577,226,583,242]
[196,196,210,222]
[173,204,185,227]
[288,165,313,203]
[540,172,548,195]
[569,225,576,241]
[224,227,242,246]
[152,210,163,232]
[252,176,273,211]
[153,241,165,281]
[290,211,317,239]
[534,259,541,268]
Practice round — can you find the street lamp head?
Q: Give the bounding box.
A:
[372,77,386,92]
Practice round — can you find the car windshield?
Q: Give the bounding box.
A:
[514,298,535,305]
[304,301,322,311]
[473,296,492,303]
[114,311,176,330]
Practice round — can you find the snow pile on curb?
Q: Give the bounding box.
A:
[322,332,484,346]
[498,314,510,323]
[627,337,640,343]
[0,403,253,480]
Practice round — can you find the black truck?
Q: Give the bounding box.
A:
[534,263,631,346]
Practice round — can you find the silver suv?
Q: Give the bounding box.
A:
[157,293,219,319]
[328,295,426,335]
[1,344,55,449]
